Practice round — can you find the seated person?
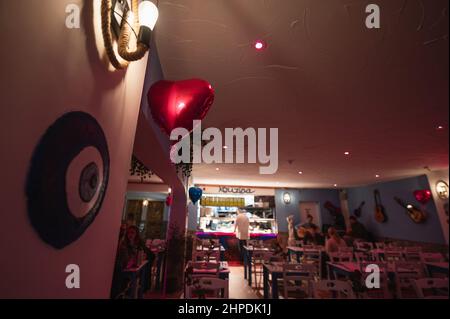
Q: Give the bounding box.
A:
[325,227,347,254]
[347,216,371,241]
[304,225,325,246]
[295,214,318,238]
[111,226,154,298]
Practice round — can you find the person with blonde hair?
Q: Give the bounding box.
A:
[325,227,347,254]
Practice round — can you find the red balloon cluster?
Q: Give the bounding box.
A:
[147,79,215,136]
[414,190,432,205]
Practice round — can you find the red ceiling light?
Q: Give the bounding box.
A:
[254,40,267,51]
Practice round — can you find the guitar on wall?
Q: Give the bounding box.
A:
[353,201,365,218]
[394,197,427,224]
[374,190,388,223]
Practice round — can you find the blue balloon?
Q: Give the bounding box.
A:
[189,187,203,204]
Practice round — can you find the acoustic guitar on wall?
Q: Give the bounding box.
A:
[394,197,427,224]
[374,190,388,223]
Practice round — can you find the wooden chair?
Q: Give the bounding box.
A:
[252,251,273,289]
[354,241,374,251]
[248,239,264,248]
[282,263,316,299]
[374,242,385,250]
[355,252,372,263]
[384,250,404,263]
[404,247,422,262]
[394,261,425,299]
[186,278,229,299]
[192,250,220,263]
[329,252,353,263]
[303,249,322,279]
[420,252,445,263]
[413,278,449,299]
[338,246,354,254]
[359,262,391,299]
[312,280,356,299]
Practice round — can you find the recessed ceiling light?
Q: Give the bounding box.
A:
[344,152,350,156]
[375,174,380,178]
[437,125,445,130]
[216,168,220,171]
[298,171,303,175]
[254,40,267,51]
[223,146,228,149]
[334,184,338,187]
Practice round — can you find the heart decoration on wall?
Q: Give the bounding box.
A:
[148,79,215,136]
[414,190,432,205]
[189,187,203,205]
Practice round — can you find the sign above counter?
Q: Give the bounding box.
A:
[197,185,275,196]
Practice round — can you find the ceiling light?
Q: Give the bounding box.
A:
[254,40,267,51]
[344,152,350,156]
[334,184,338,187]
[375,174,380,178]
[216,168,220,171]
[437,125,445,130]
[298,171,303,175]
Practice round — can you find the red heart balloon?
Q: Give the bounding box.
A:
[414,190,432,205]
[148,79,215,136]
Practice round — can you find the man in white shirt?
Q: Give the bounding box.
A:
[234,209,250,261]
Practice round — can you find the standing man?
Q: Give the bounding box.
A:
[234,209,250,261]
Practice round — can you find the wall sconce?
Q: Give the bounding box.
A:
[143,199,149,207]
[283,192,291,204]
[436,181,449,200]
[101,0,159,70]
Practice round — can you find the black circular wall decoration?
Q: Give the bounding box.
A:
[26,112,110,249]
[79,162,100,203]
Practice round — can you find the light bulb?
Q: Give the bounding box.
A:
[139,0,159,31]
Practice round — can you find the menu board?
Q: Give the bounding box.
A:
[200,196,245,207]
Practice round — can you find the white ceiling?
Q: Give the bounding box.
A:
[154,0,449,188]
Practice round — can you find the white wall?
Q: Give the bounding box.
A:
[0,0,148,298]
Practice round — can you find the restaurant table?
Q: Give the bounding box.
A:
[243,246,272,286]
[123,260,149,299]
[262,262,310,299]
[287,246,324,263]
[425,262,449,277]
[184,261,230,298]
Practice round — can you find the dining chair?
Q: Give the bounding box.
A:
[192,250,220,262]
[303,250,322,279]
[338,246,354,254]
[329,252,353,263]
[252,251,273,289]
[185,278,229,299]
[354,241,374,252]
[420,252,445,263]
[312,280,356,299]
[359,262,391,299]
[282,263,316,299]
[394,261,425,299]
[413,278,449,299]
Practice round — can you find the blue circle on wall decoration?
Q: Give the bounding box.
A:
[189,187,203,204]
[25,112,110,249]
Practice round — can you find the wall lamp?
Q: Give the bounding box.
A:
[101,0,159,70]
[283,192,292,205]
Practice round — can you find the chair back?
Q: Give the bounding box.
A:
[192,250,220,262]
[186,277,229,299]
[329,252,353,263]
[283,263,315,298]
[414,278,449,299]
[312,280,356,299]
[420,252,445,263]
[395,261,425,298]
[355,241,374,251]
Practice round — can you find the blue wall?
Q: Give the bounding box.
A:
[346,175,445,244]
[275,189,341,232]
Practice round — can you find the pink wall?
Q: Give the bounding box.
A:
[0,1,149,298]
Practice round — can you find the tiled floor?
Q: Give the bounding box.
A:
[228,266,261,299]
[144,264,262,299]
